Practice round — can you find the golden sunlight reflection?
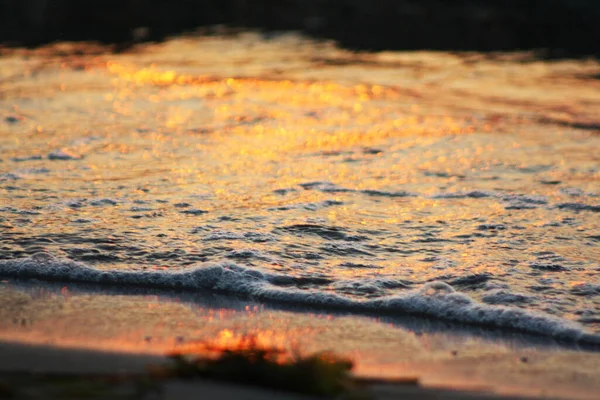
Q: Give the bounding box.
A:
[101,60,487,211]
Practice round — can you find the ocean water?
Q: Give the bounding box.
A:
[1,34,599,344]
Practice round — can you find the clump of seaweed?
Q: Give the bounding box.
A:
[158,333,356,397]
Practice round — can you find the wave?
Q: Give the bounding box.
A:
[1,253,598,345]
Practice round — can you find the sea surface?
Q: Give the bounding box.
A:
[1,34,599,344]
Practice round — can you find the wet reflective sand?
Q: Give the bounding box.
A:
[1,33,600,398]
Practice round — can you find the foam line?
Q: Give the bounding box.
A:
[1,253,598,345]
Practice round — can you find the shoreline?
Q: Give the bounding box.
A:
[6,278,600,353]
[2,257,599,347]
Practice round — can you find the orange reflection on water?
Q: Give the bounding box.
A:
[104,61,479,168]
[107,62,181,86]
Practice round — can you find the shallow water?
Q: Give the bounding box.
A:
[1,34,599,342]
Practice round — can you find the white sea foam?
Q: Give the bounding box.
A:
[1,253,598,345]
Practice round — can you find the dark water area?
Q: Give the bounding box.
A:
[1,0,599,57]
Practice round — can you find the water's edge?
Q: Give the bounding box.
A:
[2,253,598,346]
